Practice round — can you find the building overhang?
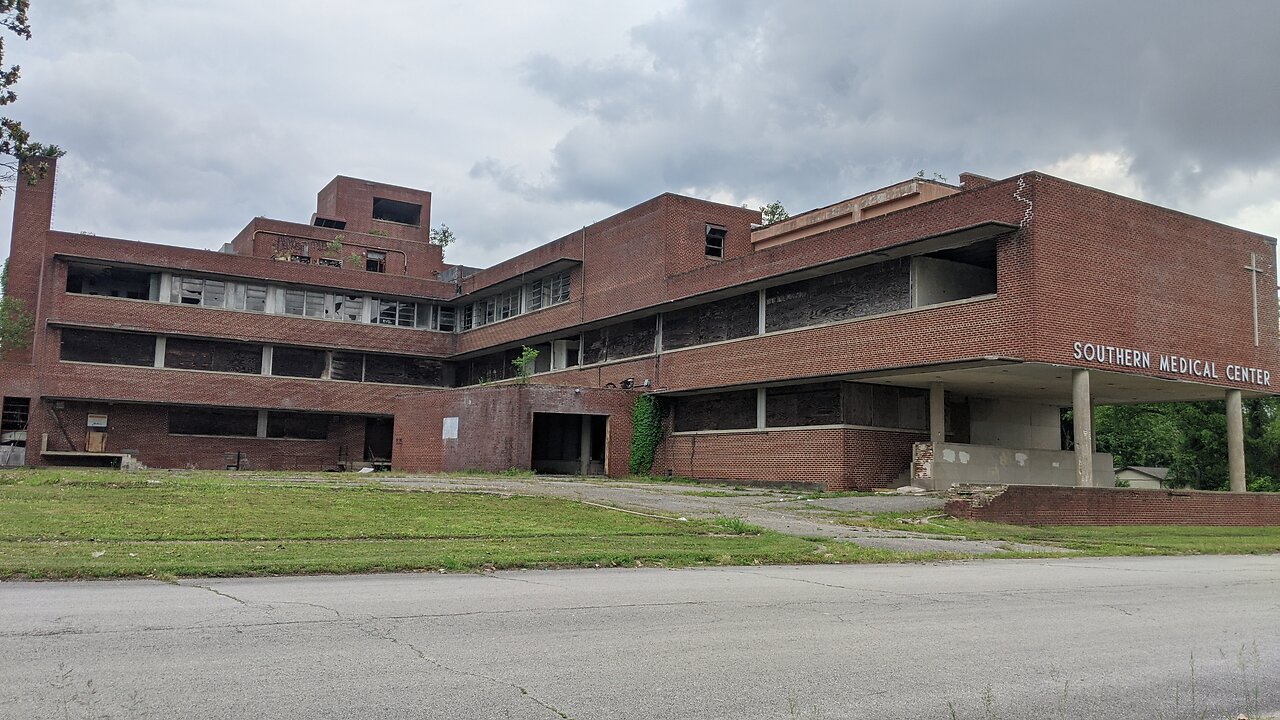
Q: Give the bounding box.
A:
[456,257,583,300]
[654,358,1273,404]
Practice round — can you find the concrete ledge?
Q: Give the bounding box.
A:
[945,485,1280,526]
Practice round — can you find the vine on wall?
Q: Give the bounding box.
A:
[629,394,666,475]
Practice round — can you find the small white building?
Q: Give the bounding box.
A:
[1114,466,1170,489]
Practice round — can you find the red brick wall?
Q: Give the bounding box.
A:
[946,485,1280,525]
[392,384,635,476]
[34,401,366,471]
[654,425,926,490]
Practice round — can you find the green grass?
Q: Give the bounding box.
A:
[0,469,960,579]
[844,510,1280,556]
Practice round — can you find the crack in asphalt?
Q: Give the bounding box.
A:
[359,619,573,719]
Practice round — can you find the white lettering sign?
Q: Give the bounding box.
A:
[1072,341,1271,387]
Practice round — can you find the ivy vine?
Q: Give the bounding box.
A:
[629,394,666,475]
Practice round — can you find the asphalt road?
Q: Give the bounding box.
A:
[3,556,1278,720]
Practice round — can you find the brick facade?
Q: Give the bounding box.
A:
[2,158,1276,491]
[946,485,1280,526]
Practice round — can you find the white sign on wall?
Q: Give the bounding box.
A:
[1072,341,1271,387]
[442,416,459,440]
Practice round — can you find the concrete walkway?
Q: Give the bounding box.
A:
[370,475,1071,555]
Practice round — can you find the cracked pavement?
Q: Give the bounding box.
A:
[374,475,1072,555]
[2,556,1278,719]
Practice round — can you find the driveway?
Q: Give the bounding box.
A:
[377,475,1065,554]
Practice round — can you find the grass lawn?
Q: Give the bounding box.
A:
[0,469,957,579]
[846,511,1280,556]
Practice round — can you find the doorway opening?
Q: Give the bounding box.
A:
[364,417,394,468]
[531,413,606,475]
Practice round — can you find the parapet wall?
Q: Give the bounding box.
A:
[945,485,1280,526]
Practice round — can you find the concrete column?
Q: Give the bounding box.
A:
[579,415,591,476]
[1226,389,1246,493]
[1072,369,1094,487]
[929,382,945,444]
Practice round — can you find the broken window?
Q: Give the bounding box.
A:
[549,271,571,304]
[673,390,755,431]
[65,264,155,300]
[318,258,342,268]
[266,412,330,440]
[705,224,726,259]
[366,250,387,273]
[335,295,365,322]
[168,408,258,437]
[526,278,544,311]
[460,305,474,330]
[60,329,155,366]
[164,337,262,374]
[371,197,422,226]
[373,298,414,326]
[766,383,842,427]
[436,306,456,332]
[661,292,759,350]
[497,289,521,320]
[271,346,327,378]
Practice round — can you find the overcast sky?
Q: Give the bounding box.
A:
[2,0,1279,270]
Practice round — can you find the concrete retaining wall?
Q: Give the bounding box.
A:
[913,441,1114,491]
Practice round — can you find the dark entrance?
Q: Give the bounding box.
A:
[364,417,394,466]
[531,413,606,475]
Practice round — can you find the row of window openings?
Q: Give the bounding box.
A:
[459,271,572,330]
[170,276,454,330]
[671,385,931,433]
[285,250,387,272]
[168,408,332,440]
[58,330,448,387]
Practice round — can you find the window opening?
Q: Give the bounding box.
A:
[366,251,387,273]
[705,224,727,259]
[312,217,346,229]
[371,197,422,226]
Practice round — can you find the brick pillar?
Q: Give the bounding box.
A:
[3,156,58,366]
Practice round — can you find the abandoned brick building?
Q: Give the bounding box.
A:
[2,157,1276,491]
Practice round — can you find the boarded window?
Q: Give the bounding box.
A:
[60,329,155,366]
[168,408,258,437]
[165,337,262,374]
[764,259,910,333]
[266,412,330,439]
[330,351,365,381]
[661,292,759,350]
[272,346,327,378]
[843,383,927,430]
[582,317,657,365]
[673,390,756,431]
[364,354,444,386]
[766,383,842,427]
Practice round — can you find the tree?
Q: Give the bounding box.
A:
[429,224,455,250]
[511,346,538,384]
[0,258,33,359]
[760,201,789,225]
[0,0,63,195]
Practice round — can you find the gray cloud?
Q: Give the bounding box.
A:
[499,0,1280,214]
[1,1,1277,270]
